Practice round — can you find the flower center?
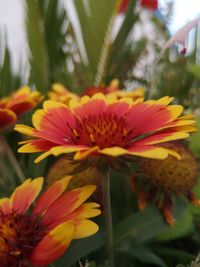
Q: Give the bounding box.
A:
[71,113,132,148]
[0,212,47,267]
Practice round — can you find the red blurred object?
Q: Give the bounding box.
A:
[180,47,187,55]
[119,0,128,13]
[140,0,158,10]
[119,0,158,14]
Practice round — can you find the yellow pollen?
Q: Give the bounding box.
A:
[90,134,95,143]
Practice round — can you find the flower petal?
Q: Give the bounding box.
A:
[127,102,173,136]
[34,145,88,163]
[18,139,56,153]
[74,146,99,160]
[127,146,170,159]
[33,176,72,215]
[100,147,128,157]
[30,222,74,266]
[32,100,76,143]
[48,202,101,228]
[63,202,101,221]
[8,100,36,116]
[42,185,96,227]
[0,198,12,214]
[11,177,43,213]
[73,219,99,239]
[74,98,107,118]
[0,108,17,130]
[15,124,38,137]
[133,131,189,146]
[163,18,200,50]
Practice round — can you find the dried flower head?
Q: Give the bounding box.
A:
[131,142,199,224]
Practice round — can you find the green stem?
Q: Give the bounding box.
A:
[101,168,115,267]
[0,135,26,183]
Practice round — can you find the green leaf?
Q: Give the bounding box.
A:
[130,246,167,267]
[156,247,195,265]
[0,45,21,96]
[187,64,200,79]
[72,0,118,85]
[107,0,138,68]
[43,0,69,84]
[114,198,187,245]
[56,198,187,266]
[26,0,50,93]
[157,208,193,241]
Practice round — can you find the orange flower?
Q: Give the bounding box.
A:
[48,80,144,104]
[15,93,196,163]
[0,86,42,131]
[0,177,100,266]
[83,80,144,101]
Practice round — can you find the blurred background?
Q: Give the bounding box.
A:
[0,0,200,77]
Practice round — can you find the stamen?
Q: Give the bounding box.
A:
[73,128,79,137]
[90,134,95,143]
[123,128,128,136]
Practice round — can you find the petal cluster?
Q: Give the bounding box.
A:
[0,86,42,132]
[0,177,100,266]
[48,80,144,104]
[15,93,196,163]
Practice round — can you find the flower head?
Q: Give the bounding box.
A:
[140,0,158,10]
[49,80,144,104]
[0,177,100,266]
[47,156,102,190]
[15,94,196,164]
[0,86,42,132]
[83,80,144,101]
[131,141,199,224]
[82,79,120,97]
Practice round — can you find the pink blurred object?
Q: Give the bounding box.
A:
[163,18,200,54]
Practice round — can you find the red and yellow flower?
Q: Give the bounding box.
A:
[0,176,100,266]
[83,80,144,101]
[49,80,144,104]
[0,86,42,131]
[15,93,196,163]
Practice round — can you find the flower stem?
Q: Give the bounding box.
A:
[101,167,115,267]
[0,135,26,183]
